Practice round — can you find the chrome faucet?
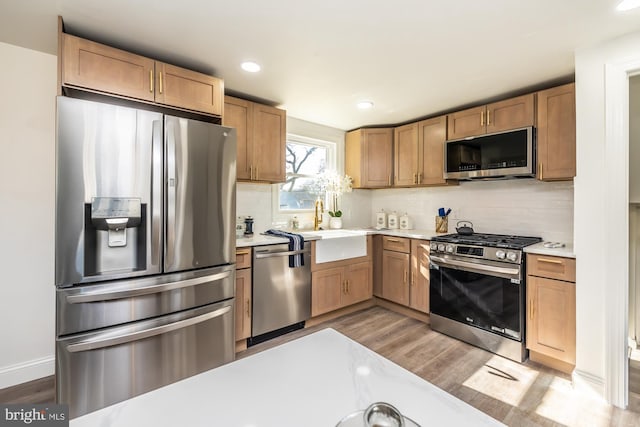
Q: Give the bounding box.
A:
[314,199,324,231]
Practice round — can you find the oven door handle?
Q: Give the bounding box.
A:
[430,255,520,279]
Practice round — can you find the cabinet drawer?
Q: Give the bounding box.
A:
[382,236,410,253]
[235,248,251,269]
[527,254,575,282]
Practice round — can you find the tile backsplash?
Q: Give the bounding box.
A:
[370,179,574,243]
[238,179,574,244]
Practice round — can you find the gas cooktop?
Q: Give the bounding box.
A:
[430,233,542,250]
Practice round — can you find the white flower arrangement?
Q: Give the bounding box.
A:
[316,172,353,217]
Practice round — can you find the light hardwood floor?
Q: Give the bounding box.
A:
[2,306,640,426]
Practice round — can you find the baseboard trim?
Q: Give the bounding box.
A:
[374,297,430,324]
[572,369,606,401]
[306,300,375,328]
[0,356,55,390]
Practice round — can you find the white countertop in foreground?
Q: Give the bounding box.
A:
[71,328,504,427]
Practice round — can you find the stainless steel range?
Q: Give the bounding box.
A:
[429,233,542,362]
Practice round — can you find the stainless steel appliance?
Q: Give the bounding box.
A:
[444,127,535,180]
[429,233,542,362]
[55,96,236,418]
[249,243,311,344]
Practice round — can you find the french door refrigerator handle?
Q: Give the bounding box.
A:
[66,270,232,303]
[151,120,163,266]
[166,118,177,268]
[66,305,231,353]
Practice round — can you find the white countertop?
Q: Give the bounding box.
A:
[524,242,575,258]
[236,228,442,248]
[70,328,503,427]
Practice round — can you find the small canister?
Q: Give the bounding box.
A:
[243,216,254,237]
[375,210,387,229]
[236,216,245,238]
[399,213,413,230]
[388,211,399,229]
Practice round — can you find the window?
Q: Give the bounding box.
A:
[277,135,336,212]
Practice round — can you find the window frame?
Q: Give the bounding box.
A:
[273,134,337,214]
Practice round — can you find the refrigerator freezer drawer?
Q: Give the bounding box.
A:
[57,264,235,336]
[56,300,234,419]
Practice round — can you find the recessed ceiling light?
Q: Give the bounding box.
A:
[617,0,640,11]
[357,101,374,109]
[241,61,261,73]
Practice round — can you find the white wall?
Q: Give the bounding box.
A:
[574,30,640,405]
[371,180,573,242]
[0,42,57,388]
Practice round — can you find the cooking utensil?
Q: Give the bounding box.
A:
[455,221,474,236]
[336,402,420,427]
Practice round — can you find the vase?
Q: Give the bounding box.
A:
[329,217,343,229]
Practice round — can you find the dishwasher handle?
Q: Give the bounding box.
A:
[254,249,310,259]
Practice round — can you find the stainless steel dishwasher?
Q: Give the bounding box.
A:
[250,242,311,345]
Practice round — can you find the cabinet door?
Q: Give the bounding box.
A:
[345,130,364,188]
[155,62,223,116]
[61,34,155,102]
[394,123,419,187]
[224,97,253,181]
[526,276,576,364]
[253,103,286,183]
[418,116,447,185]
[410,240,430,313]
[537,83,576,181]
[235,269,252,341]
[486,93,535,134]
[343,261,372,306]
[382,250,410,305]
[447,105,486,140]
[362,128,393,188]
[372,235,384,297]
[312,267,344,316]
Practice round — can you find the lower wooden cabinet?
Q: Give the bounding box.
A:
[311,261,372,316]
[409,240,430,313]
[382,250,410,305]
[526,254,576,371]
[235,248,252,341]
[379,237,430,314]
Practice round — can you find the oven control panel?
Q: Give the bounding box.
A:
[429,242,522,264]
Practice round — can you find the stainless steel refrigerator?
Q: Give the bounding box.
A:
[54,96,236,418]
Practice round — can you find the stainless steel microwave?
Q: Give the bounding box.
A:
[444,126,535,180]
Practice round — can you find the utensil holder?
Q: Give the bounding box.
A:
[435,216,448,233]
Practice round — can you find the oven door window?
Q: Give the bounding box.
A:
[430,265,522,340]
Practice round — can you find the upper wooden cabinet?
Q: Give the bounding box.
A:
[61,33,223,116]
[394,116,450,187]
[536,83,576,181]
[447,93,535,140]
[224,96,286,183]
[346,128,393,188]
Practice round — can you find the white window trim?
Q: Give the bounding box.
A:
[272,133,337,216]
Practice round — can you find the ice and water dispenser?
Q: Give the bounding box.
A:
[83,197,148,278]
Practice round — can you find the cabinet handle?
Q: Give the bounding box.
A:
[529,299,533,320]
[531,298,535,319]
[487,109,491,126]
[413,173,417,184]
[246,299,251,317]
[480,111,484,127]
[149,70,154,93]
[250,165,254,180]
[346,280,350,294]
[342,280,346,294]
[159,71,163,94]
[411,272,415,285]
[386,238,401,243]
[418,172,422,184]
[404,270,408,284]
[388,175,392,186]
[539,162,544,180]
[537,257,563,265]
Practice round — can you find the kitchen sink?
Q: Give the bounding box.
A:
[300,229,367,263]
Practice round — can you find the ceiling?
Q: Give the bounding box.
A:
[1,0,640,130]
